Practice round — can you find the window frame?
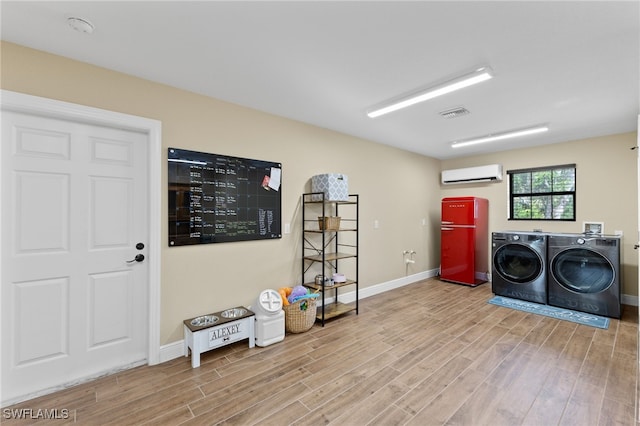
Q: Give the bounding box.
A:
[507,164,576,221]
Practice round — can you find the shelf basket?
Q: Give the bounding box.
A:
[283,298,317,333]
[318,216,341,231]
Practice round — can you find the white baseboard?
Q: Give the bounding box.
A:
[158,268,638,363]
[335,269,438,304]
[622,293,638,306]
[159,340,186,363]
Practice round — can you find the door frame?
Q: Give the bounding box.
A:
[0,89,162,367]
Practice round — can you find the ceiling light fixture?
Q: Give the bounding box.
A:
[451,125,549,148]
[67,17,95,34]
[366,66,493,118]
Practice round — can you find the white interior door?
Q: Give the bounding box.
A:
[1,110,149,404]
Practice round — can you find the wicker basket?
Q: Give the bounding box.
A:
[318,216,341,231]
[283,298,317,333]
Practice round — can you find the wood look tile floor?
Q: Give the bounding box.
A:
[3,278,638,425]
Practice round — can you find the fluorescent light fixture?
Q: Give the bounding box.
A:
[451,125,549,148]
[367,66,493,118]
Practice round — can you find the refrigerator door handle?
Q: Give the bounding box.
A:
[441,221,454,225]
[441,227,454,231]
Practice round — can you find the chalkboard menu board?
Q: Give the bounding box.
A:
[168,148,282,246]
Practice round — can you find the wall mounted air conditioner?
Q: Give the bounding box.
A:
[441,164,503,185]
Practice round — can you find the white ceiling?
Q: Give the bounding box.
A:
[2,1,638,159]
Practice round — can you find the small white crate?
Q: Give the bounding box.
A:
[311,174,349,201]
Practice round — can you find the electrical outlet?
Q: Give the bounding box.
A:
[284,223,291,234]
[374,220,379,229]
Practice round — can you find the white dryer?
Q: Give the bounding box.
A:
[547,233,621,318]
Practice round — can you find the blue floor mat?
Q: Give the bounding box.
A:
[488,295,609,329]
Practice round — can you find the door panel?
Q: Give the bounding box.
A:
[13,278,69,365]
[15,126,71,160]
[91,137,134,166]
[441,227,474,282]
[88,271,132,348]
[15,171,70,253]
[442,199,475,225]
[2,111,148,403]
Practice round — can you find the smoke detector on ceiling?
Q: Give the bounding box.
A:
[439,106,470,119]
[67,17,95,34]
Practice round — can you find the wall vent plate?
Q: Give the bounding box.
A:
[439,106,470,118]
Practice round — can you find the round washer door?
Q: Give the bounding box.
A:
[550,248,614,293]
[493,243,543,283]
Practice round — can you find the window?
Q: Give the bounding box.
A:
[508,164,576,220]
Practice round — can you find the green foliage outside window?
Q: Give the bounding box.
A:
[509,165,575,220]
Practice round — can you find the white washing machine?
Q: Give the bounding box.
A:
[492,231,547,304]
[547,233,621,318]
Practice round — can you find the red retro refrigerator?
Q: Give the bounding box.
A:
[440,197,489,286]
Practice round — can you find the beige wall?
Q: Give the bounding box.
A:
[441,132,639,299]
[2,42,637,345]
[1,42,441,344]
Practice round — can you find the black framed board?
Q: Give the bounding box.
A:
[168,148,282,246]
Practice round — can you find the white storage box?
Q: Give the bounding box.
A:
[253,289,285,347]
[255,312,285,347]
[311,174,349,201]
